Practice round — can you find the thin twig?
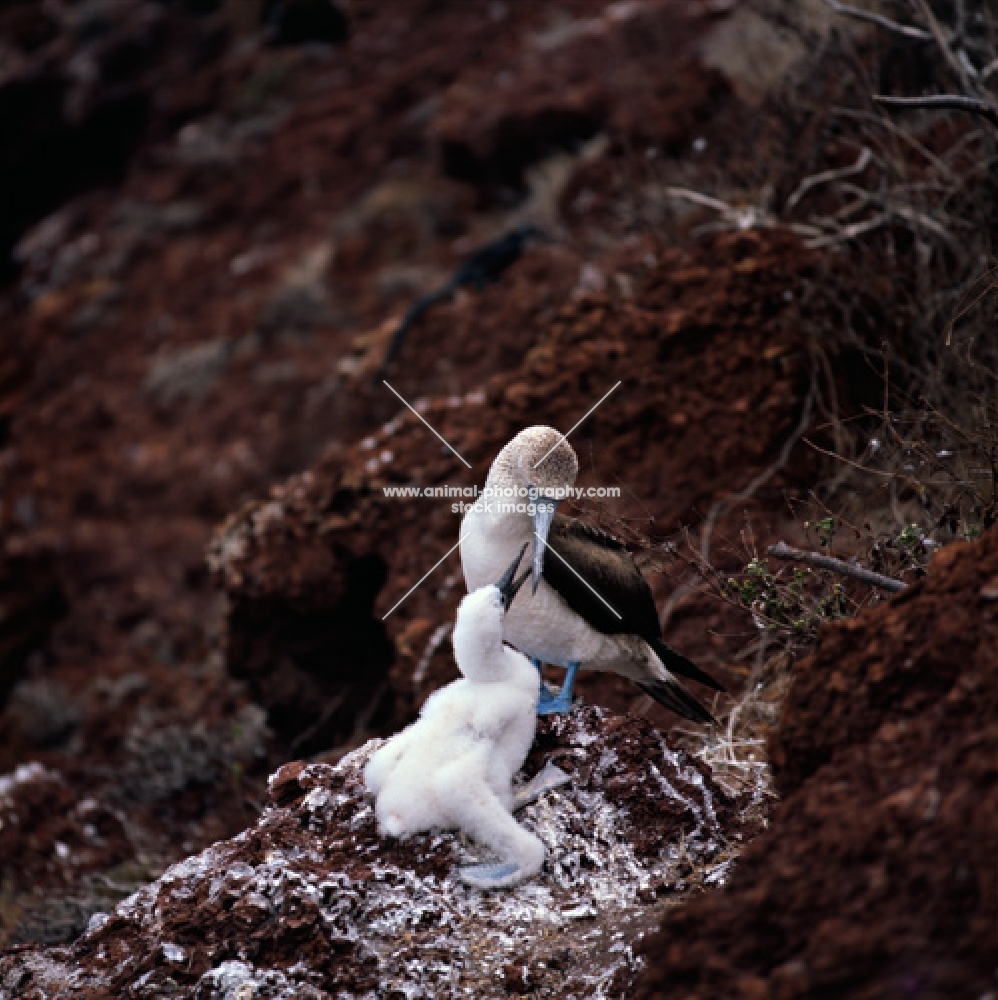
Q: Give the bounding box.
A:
[290,691,348,753]
[873,94,998,130]
[767,541,907,592]
[817,0,933,41]
[834,182,960,245]
[945,265,998,346]
[665,187,824,240]
[803,212,890,249]
[953,0,966,43]
[663,186,731,214]
[803,192,958,250]
[912,0,971,94]
[786,148,873,211]
[890,203,959,247]
[832,107,958,179]
[804,435,912,479]
[826,191,876,222]
[700,392,814,562]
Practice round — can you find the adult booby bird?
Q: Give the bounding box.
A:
[365,545,548,889]
[460,426,723,722]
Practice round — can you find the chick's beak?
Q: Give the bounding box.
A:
[496,542,530,612]
[531,494,559,594]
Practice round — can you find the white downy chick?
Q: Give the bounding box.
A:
[364,545,543,888]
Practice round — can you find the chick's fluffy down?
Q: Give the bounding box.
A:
[364,676,537,835]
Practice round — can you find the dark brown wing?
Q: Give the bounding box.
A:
[544,516,725,695]
[543,516,662,638]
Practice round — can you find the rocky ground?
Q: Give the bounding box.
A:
[1,0,995,996]
[2,707,753,998]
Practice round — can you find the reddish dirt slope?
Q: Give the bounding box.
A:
[634,528,998,999]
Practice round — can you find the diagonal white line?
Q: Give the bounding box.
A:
[382,380,472,469]
[382,534,467,620]
[534,531,622,620]
[533,380,622,468]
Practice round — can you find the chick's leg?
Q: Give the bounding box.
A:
[433,761,544,889]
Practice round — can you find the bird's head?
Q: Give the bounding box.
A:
[453,546,529,681]
[490,425,578,594]
[452,587,503,677]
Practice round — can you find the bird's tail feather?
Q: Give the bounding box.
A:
[637,677,717,726]
[649,637,725,693]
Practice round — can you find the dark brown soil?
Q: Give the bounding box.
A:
[634,527,998,999]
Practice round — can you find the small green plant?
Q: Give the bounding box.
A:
[722,553,859,646]
[805,516,835,548]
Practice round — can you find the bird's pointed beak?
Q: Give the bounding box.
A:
[531,495,558,594]
[496,542,530,612]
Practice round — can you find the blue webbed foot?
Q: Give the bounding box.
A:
[533,658,565,714]
[535,661,580,716]
[459,862,528,889]
[513,762,572,810]
[537,688,573,715]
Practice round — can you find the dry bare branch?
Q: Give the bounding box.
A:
[912,0,972,93]
[873,94,998,130]
[833,107,959,180]
[817,0,933,41]
[663,186,731,214]
[889,203,960,247]
[700,393,814,562]
[944,266,998,347]
[664,187,824,240]
[803,211,890,249]
[804,436,905,478]
[767,541,907,592]
[785,147,873,211]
